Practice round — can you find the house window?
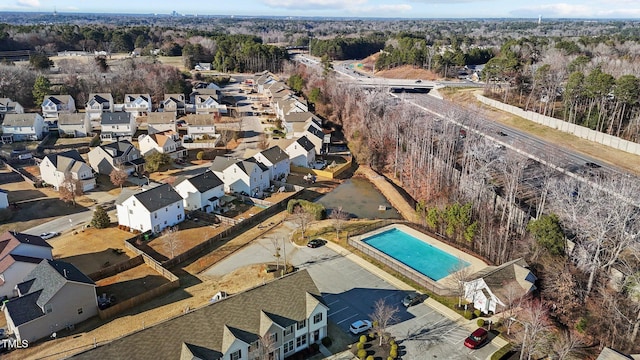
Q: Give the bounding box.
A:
[296,334,306,348]
[313,313,323,324]
[284,340,294,354]
[177,214,182,221]
[77,308,83,314]
[166,208,168,212]
[129,209,133,215]
[230,350,241,360]
[164,220,167,225]
[132,200,136,206]
[154,213,158,219]
[269,332,277,343]
[284,325,294,336]
[297,319,306,330]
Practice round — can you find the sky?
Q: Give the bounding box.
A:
[1,0,640,19]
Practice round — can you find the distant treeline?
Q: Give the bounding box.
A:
[309,34,386,60]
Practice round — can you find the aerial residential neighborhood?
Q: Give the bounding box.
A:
[0,7,639,360]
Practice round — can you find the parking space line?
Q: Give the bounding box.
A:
[327,300,341,306]
[337,313,359,325]
[329,307,349,316]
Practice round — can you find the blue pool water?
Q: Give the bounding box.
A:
[363,228,469,281]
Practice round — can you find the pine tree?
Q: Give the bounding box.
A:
[91,205,110,229]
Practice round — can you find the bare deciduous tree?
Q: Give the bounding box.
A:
[370,299,399,346]
[291,206,313,241]
[59,172,84,206]
[161,226,180,259]
[446,258,474,308]
[329,206,348,240]
[110,167,128,189]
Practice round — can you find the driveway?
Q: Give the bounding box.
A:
[203,227,502,359]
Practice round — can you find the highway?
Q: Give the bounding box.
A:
[292,53,634,189]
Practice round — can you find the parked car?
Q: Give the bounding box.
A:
[459,129,467,138]
[585,162,601,169]
[402,292,423,307]
[349,320,372,335]
[307,239,325,248]
[415,79,422,83]
[40,232,60,240]
[464,328,488,349]
[497,131,508,136]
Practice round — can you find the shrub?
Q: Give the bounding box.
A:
[576,317,588,333]
[473,309,481,318]
[309,343,319,353]
[366,356,374,360]
[91,205,110,229]
[321,337,332,347]
[357,342,364,350]
[89,135,101,147]
[477,319,485,327]
[196,151,205,160]
[286,199,326,220]
[389,339,396,346]
[388,357,394,360]
[390,348,397,359]
[463,311,474,320]
[391,343,398,351]
[359,335,367,343]
[357,349,366,360]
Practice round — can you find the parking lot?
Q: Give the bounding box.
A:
[204,232,501,360]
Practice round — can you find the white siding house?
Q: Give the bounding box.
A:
[115,183,185,233]
[100,112,136,140]
[86,93,114,121]
[160,94,186,117]
[174,171,224,213]
[39,150,95,192]
[253,146,290,181]
[0,231,54,299]
[123,94,152,118]
[286,136,316,168]
[185,114,216,140]
[210,157,270,197]
[146,112,177,135]
[0,98,24,121]
[41,95,76,119]
[138,133,186,159]
[1,113,45,142]
[58,113,90,137]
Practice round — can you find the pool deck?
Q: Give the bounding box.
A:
[354,223,488,285]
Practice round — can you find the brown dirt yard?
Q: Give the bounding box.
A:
[96,264,170,302]
[145,220,230,261]
[0,169,96,233]
[52,227,137,275]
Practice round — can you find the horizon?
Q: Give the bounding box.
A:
[1,0,639,19]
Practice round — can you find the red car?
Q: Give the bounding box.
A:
[464,328,488,349]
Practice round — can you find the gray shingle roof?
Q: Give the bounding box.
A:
[1,231,53,249]
[210,156,237,173]
[58,113,86,125]
[131,183,183,213]
[71,270,323,360]
[101,140,135,158]
[6,260,94,326]
[258,146,288,165]
[44,150,86,172]
[101,112,132,125]
[2,113,40,127]
[237,158,268,175]
[178,171,223,193]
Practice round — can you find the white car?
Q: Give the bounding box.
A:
[349,320,372,335]
[40,232,60,240]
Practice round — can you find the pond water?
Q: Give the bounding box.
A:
[317,177,401,219]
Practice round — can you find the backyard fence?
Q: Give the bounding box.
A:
[87,255,144,281]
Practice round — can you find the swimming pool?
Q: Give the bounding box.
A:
[362,228,469,281]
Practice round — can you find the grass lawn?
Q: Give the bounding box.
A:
[96,264,170,302]
[52,227,137,275]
